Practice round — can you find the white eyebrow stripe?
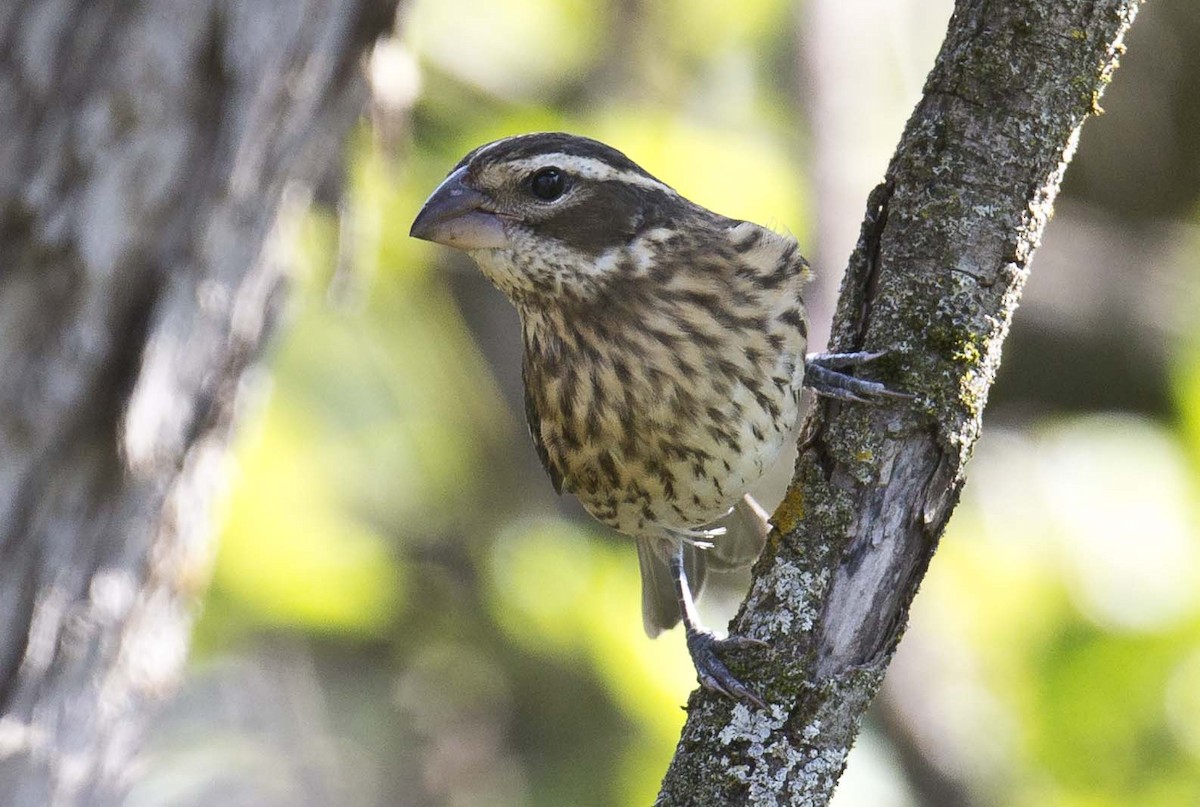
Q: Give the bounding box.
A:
[500,155,677,194]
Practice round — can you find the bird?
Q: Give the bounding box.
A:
[410,132,900,706]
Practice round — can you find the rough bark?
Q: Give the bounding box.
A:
[657,1,1141,804]
[0,2,398,804]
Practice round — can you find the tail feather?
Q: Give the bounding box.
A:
[636,495,770,637]
[707,494,771,573]
[637,538,707,637]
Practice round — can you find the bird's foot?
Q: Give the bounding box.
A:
[803,350,913,403]
[686,629,769,709]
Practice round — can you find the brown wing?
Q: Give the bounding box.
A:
[522,359,565,495]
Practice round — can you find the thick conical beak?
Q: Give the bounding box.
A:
[410,166,509,250]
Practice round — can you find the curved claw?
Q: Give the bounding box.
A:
[803,352,915,403]
[806,350,888,369]
[686,630,768,710]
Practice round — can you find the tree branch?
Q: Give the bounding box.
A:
[657,1,1141,803]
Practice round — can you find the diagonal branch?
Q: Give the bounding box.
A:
[657,1,1142,804]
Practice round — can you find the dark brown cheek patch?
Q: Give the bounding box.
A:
[534,183,675,257]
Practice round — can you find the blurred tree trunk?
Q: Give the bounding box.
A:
[658,1,1141,805]
[0,2,398,804]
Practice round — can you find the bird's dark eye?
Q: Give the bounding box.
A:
[530,167,566,201]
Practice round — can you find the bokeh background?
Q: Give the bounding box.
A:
[129,0,1200,805]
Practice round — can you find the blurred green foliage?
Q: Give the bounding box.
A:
[185,0,1200,804]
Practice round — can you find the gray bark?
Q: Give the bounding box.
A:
[657,1,1142,804]
[0,2,397,804]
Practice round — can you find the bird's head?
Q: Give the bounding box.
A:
[411,133,704,306]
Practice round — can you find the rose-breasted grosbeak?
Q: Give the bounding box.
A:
[411,133,898,706]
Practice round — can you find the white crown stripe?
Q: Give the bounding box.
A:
[497,155,677,195]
